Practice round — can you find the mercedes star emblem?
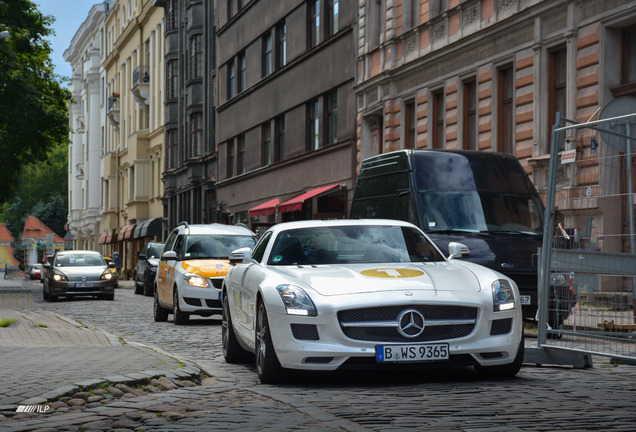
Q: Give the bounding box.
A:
[397,309,425,338]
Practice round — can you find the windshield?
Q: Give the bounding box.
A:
[55,254,105,267]
[184,235,256,259]
[268,225,445,265]
[417,190,543,234]
[148,243,164,258]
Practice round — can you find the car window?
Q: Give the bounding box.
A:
[149,243,164,258]
[55,254,105,267]
[251,231,272,263]
[163,230,178,253]
[267,226,445,265]
[184,235,256,260]
[173,235,185,257]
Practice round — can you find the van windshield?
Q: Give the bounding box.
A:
[416,190,543,234]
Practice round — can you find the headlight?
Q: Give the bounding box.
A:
[101,271,113,281]
[53,273,67,282]
[183,273,210,288]
[492,279,515,312]
[276,284,317,316]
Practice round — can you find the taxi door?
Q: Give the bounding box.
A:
[157,230,180,307]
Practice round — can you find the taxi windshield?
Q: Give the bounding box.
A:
[184,235,256,259]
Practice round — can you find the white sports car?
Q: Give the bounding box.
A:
[222,219,524,383]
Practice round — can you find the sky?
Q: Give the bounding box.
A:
[35,0,104,80]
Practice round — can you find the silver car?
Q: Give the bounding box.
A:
[42,250,116,301]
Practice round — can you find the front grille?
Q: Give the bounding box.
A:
[184,297,202,307]
[490,318,513,335]
[210,278,223,289]
[291,324,319,340]
[338,305,478,343]
[304,357,332,364]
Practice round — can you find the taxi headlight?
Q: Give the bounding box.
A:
[276,284,317,316]
[184,273,210,288]
[492,279,515,312]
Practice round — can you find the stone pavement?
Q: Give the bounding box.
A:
[0,274,202,406]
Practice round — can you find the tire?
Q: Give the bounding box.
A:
[42,285,49,301]
[154,288,169,322]
[476,335,525,378]
[134,273,143,295]
[143,272,154,297]
[222,291,251,363]
[173,287,189,325]
[255,300,285,384]
[103,292,115,301]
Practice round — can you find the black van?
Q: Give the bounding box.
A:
[350,149,549,321]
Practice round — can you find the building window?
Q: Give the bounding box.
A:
[325,90,338,146]
[431,0,448,17]
[262,32,273,77]
[548,47,567,149]
[462,79,476,150]
[190,35,202,79]
[327,0,339,36]
[404,100,415,149]
[190,112,202,158]
[166,0,177,31]
[227,141,235,178]
[274,115,285,162]
[237,51,246,92]
[167,129,178,169]
[167,60,178,99]
[227,0,235,21]
[227,60,236,99]
[306,99,319,151]
[308,0,320,49]
[261,122,272,166]
[623,26,636,84]
[276,22,287,69]
[497,66,514,154]
[237,134,246,175]
[369,0,383,49]
[404,0,418,30]
[432,90,445,149]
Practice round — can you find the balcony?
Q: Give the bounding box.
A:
[132,65,150,106]
[107,94,120,127]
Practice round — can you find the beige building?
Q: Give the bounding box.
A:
[100,0,165,274]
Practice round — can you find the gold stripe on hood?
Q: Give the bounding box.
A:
[181,259,232,278]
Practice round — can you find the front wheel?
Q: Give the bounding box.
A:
[154,288,169,322]
[173,288,189,325]
[222,292,251,363]
[255,300,284,384]
[134,273,143,295]
[143,272,154,296]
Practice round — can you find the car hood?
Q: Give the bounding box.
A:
[269,262,482,296]
[57,266,108,277]
[181,259,232,278]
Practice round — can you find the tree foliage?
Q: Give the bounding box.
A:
[0,0,71,201]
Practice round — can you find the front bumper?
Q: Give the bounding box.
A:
[50,279,115,296]
[177,278,223,315]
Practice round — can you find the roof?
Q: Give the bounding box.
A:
[22,216,65,242]
[171,223,256,237]
[0,223,14,243]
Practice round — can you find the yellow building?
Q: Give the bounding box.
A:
[101,0,165,273]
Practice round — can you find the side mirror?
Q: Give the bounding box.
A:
[448,242,470,259]
[229,247,252,265]
[162,250,177,260]
[108,262,116,269]
[43,263,51,269]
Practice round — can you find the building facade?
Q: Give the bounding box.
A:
[65,3,107,251]
[215,0,357,233]
[99,0,165,274]
[355,0,636,250]
[158,0,217,231]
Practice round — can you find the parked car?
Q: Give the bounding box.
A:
[134,241,164,296]
[42,250,117,301]
[222,219,524,384]
[154,223,257,325]
[102,256,119,287]
[27,263,43,280]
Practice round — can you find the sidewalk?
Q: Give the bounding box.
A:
[0,275,201,406]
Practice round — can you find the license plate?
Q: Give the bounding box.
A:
[520,295,531,305]
[74,283,95,288]
[218,291,222,300]
[376,343,449,363]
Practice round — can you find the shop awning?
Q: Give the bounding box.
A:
[117,224,136,241]
[98,233,108,245]
[135,218,162,238]
[248,198,280,217]
[105,232,114,244]
[278,184,340,213]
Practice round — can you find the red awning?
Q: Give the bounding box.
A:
[105,233,114,244]
[117,225,136,241]
[278,184,340,213]
[249,198,280,217]
[98,233,108,245]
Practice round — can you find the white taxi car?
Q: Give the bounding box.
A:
[222,219,524,383]
[154,222,257,325]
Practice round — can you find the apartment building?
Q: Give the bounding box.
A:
[215,0,357,232]
[65,3,107,250]
[355,0,636,249]
[156,0,217,231]
[100,0,165,272]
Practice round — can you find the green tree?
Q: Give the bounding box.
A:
[0,0,71,201]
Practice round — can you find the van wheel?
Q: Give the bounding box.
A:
[173,288,189,325]
[154,289,169,322]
